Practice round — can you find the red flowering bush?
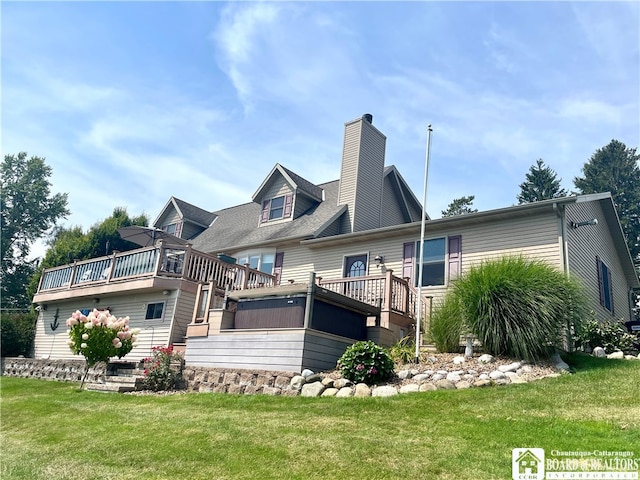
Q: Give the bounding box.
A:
[141,345,183,391]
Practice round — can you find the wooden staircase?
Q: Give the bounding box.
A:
[85,361,144,393]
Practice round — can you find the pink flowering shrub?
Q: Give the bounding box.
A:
[337,340,395,385]
[66,309,139,366]
[141,345,184,391]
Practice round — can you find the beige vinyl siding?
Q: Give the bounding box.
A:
[380,174,408,227]
[169,290,197,345]
[566,202,633,322]
[157,210,181,229]
[338,118,386,233]
[33,293,181,362]
[181,222,205,241]
[281,212,562,307]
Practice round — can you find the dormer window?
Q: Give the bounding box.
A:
[260,194,293,224]
[269,196,285,220]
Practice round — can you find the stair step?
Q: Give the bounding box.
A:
[85,383,136,393]
[105,375,141,385]
[113,369,145,377]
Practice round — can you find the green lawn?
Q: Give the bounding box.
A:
[1,354,639,480]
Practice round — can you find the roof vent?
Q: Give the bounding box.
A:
[362,113,373,124]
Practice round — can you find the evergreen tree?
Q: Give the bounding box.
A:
[517,159,567,204]
[441,195,478,217]
[574,140,640,265]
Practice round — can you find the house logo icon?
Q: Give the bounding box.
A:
[512,448,545,480]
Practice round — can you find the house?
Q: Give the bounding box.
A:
[31,114,640,373]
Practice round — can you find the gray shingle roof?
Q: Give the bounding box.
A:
[172,197,217,227]
[279,165,324,201]
[190,180,345,253]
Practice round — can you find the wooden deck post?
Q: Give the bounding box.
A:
[303,272,316,329]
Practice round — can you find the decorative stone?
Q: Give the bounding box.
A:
[301,369,314,378]
[592,347,606,358]
[498,362,521,373]
[419,383,437,392]
[504,371,519,379]
[474,379,492,387]
[399,384,420,394]
[305,373,323,383]
[337,387,355,397]
[431,374,444,382]
[301,381,325,397]
[290,375,306,390]
[409,369,419,377]
[478,373,490,381]
[494,378,510,385]
[372,386,398,397]
[478,354,495,364]
[435,379,456,390]
[446,372,461,382]
[607,351,624,359]
[463,374,475,381]
[227,384,245,394]
[489,371,506,380]
[321,388,339,397]
[467,369,478,375]
[455,381,472,389]
[436,370,448,376]
[424,370,435,376]
[397,370,413,380]
[333,378,353,389]
[412,373,430,383]
[353,383,371,397]
[453,356,466,365]
[625,355,638,361]
[510,377,528,384]
[274,375,291,389]
[517,365,533,374]
[321,377,335,387]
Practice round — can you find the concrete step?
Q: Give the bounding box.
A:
[105,375,141,385]
[112,368,145,377]
[85,382,136,393]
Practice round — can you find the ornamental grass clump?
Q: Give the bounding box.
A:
[141,345,184,391]
[337,340,394,385]
[450,256,587,362]
[428,294,466,353]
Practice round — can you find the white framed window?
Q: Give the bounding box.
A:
[596,256,614,314]
[269,196,285,220]
[163,223,177,235]
[237,249,276,274]
[260,194,293,224]
[416,237,446,287]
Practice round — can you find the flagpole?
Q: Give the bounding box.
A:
[415,124,433,363]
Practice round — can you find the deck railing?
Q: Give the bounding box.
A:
[37,243,276,293]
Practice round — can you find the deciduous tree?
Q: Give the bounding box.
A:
[1,153,69,309]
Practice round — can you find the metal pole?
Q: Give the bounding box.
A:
[415,124,433,363]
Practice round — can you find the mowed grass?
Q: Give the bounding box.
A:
[1,354,639,480]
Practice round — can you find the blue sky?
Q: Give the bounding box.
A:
[2,1,639,258]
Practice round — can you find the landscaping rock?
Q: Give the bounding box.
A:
[412,373,430,383]
[625,355,638,361]
[419,383,437,392]
[435,379,456,390]
[301,369,315,378]
[498,362,521,373]
[474,379,492,387]
[431,374,444,382]
[353,383,371,397]
[607,351,624,359]
[290,375,306,390]
[262,386,281,396]
[397,370,413,380]
[301,381,325,397]
[510,377,528,384]
[333,378,353,389]
[399,384,420,394]
[321,377,335,387]
[446,372,461,382]
[321,388,339,397]
[337,387,355,397]
[455,381,472,389]
[478,354,495,364]
[453,356,466,365]
[592,347,606,358]
[372,386,398,397]
[478,373,490,381]
[305,373,323,383]
[436,370,448,376]
[489,371,506,380]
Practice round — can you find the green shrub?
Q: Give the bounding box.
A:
[387,336,416,364]
[428,294,465,353]
[451,256,587,361]
[1,312,37,357]
[142,345,184,391]
[574,316,639,353]
[337,341,394,385]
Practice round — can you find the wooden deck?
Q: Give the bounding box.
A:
[35,242,276,296]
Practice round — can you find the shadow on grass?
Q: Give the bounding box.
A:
[560,351,635,372]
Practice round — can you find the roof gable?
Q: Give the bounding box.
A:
[153,196,217,229]
[252,163,324,204]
